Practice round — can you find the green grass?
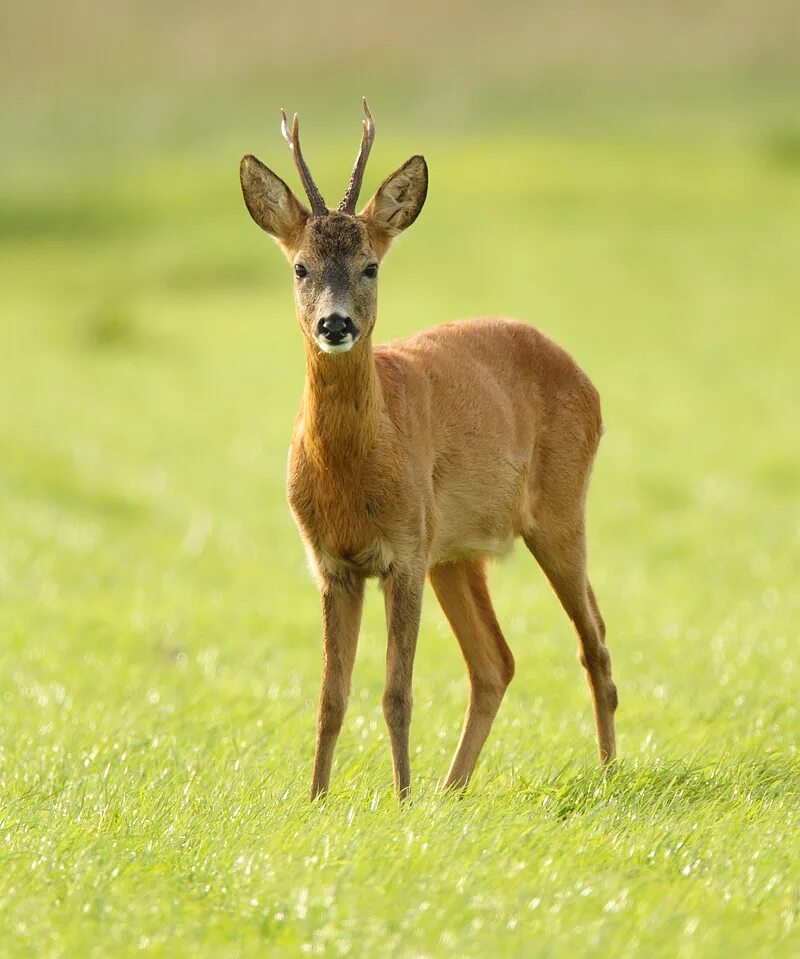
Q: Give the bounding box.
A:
[1,80,800,957]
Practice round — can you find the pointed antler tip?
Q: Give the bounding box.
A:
[337,100,376,213]
[279,109,292,146]
[278,105,326,215]
[363,103,375,135]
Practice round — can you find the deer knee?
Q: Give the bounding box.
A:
[471,681,504,714]
[578,643,618,711]
[485,628,515,688]
[578,640,612,677]
[499,645,515,687]
[595,614,606,644]
[318,689,348,734]
[383,690,412,733]
[471,658,513,714]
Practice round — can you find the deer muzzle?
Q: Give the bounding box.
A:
[316,314,359,353]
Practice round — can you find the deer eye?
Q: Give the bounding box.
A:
[294,263,308,279]
[363,263,378,279]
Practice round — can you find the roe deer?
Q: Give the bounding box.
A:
[240,100,618,799]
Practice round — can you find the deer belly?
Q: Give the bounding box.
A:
[430,529,516,566]
[316,532,395,579]
[429,466,524,564]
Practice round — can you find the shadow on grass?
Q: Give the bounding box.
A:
[512,754,798,822]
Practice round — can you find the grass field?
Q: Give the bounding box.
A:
[1,48,800,958]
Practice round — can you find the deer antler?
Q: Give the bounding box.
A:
[280,109,327,217]
[338,98,375,214]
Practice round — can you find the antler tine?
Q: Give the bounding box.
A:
[279,108,293,148]
[338,97,376,214]
[279,108,327,217]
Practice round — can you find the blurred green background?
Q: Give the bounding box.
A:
[1,2,799,957]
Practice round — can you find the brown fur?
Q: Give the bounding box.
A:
[240,136,617,799]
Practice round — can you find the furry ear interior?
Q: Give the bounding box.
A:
[360,155,428,249]
[240,155,309,247]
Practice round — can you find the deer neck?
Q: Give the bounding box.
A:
[302,336,382,468]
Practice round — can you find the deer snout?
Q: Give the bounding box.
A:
[316,314,358,351]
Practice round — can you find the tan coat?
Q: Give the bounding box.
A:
[240,105,617,798]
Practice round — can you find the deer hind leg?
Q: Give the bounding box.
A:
[523,519,617,763]
[429,557,515,790]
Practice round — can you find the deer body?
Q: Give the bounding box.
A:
[290,317,600,578]
[240,102,617,798]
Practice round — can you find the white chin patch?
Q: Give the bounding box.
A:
[317,334,355,354]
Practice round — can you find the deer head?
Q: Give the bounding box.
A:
[240,99,428,354]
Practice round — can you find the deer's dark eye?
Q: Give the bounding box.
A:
[363,263,378,279]
[294,263,308,279]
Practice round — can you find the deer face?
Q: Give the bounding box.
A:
[240,101,427,355]
[290,213,377,353]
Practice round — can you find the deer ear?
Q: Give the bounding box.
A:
[361,155,427,247]
[240,155,309,246]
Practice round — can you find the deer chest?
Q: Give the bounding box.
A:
[286,454,396,579]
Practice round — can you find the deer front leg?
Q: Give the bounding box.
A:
[382,566,425,798]
[310,576,365,800]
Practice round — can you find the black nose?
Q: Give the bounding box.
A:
[317,314,353,343]
[321,315,347,334]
